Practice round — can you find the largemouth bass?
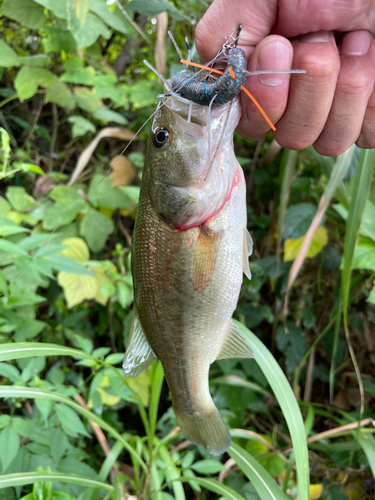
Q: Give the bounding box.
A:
[123,89,253,455]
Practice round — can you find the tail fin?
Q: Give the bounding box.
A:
[174,405,231,455]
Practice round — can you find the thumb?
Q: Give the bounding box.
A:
[195,0,277,62]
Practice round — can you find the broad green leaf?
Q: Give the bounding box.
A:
[126,368,150,407]
[33,0,71,19]
[43,27,77,53]
[57,271,98,307]
[283,203,317,240]
[48,255,94,276]
[284,226,328,262]
[19,55,50,67]
[45,79,75,110]
[68,116,96,138]
[0,0,44,29]
[75,0,89,27]
[71,13,110,48]
[15,67,54,101]
[6,186,35,211]
[368,282,375,304]
[88,175,136,210]
[235,322,310,500]
[60,237,90,262]
[61,58,96,85]
[55,403,91,438]
[93,106,127,124]
[0,386,147,472]
[276,322,306,374]
[228,443,289,500]
[0,220,30,237]
[75,87,102,113]
[335,199,375,243]
[0,40,20,67]
[14,320,47,341]
[351,237,375,271]
[89,0,128,34]
[80,208,114,252]
[125,0,188,20]
[0,471,113,491]
[0,362,21,382]
[0,425,20,472]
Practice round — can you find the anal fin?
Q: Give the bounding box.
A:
[217,321,254,360]
[123,305,157,378]
[243,228,253,280]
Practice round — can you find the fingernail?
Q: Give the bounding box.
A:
[340,30,371,55]
[298,30,331,43]
[257,41,292,86]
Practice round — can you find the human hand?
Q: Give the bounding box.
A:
[195,0,375,155]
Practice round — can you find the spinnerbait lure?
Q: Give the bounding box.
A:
[170,47,247,107]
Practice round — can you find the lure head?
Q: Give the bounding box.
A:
[145,94,242,229]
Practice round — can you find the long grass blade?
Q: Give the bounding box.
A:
[176,476,245,499]
[0,342,94,361]
[342,148,375,419]
[0,472,113,491]
[98,440,124,482]
[148,361,165,450]
[0,386,147,473]
[228,443,290,500]
[156,440,185,500]
[234,321,310,500]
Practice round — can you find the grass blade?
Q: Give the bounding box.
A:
[176,477,245,499]
[235,321,310,500]
[0,386,147,473]
[356,432,375,477]
[148,361,164,450]
[0,472,113,491]
[342,148,375,418]
[0,342,94,361]
[157,441,186,500]
[228,443,289,500]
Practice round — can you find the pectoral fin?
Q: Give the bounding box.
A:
[192,227,222,293]
[216,321,254,360]
[123,305,157,378]
[243,228,253,279]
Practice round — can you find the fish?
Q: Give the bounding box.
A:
[122,53,254,455]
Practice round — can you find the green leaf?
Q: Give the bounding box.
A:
[80,208,114,252]
[71,13,110,49]
[68,116,96,138]
[45,79,75,110]
[43,201,86,231]
[19,55,50,67]
[75,88,102,113]
[176,476,244,499]
[229,443,289,500]
[14,320,47,341]
[283,203,317,240]
[43,27,77,53]
[0,471,113,492]
[0,415,11,428]
[89,0,128,34]
[75,0,89,27]
[0,40,20,67]
[0,218,30,237]
[351,237,375,271]
[0,239,29,256]
[235,321,310,500]
[15,67,54,101]
[0,362,21,382]
[190,460,226,475]
[61,58,96,85]
[276,323,306,373]
[50,428,69,464]
[93,106,127,124]
[55,403,91,438]
[0,0,44,29]
[125,0,188,20]
[0,425,20,472]
[88,175,136,209]
[6,186,35,211]
[47,255,95,276]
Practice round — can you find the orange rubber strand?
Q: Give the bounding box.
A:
[180,59,276,131]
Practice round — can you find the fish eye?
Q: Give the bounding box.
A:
[153,127,170,148]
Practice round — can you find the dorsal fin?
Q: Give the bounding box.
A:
[122,305,157,378]
[216,321,254,360]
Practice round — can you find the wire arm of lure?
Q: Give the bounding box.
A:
[143,59,173,92]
